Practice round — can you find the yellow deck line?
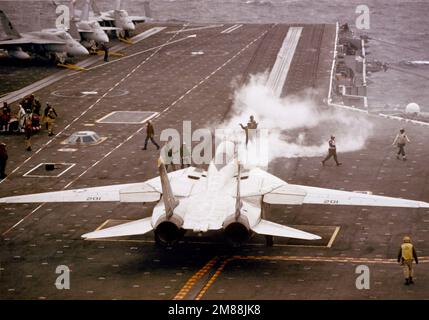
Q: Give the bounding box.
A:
[96,50,125,57]
[57,63,87,71]
[190,255,429,300]
[195,257,233,301]
[173,256,219,300]
[95,219,111,231]
[118,37,134,45]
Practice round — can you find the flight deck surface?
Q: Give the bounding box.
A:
[0,23,428,300]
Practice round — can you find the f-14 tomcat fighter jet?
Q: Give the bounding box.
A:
[1,141,428,246]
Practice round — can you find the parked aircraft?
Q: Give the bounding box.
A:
[65,0,119,46]
[0,10,88,62]
[89,0,149,38]
[70,0,110,45]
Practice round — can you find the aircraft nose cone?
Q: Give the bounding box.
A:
[81,46,90,55]
[96,32,109,43]
[126,22,135,31]
[70,44,89,56]
[100,32,109,43]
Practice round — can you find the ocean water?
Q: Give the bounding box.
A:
[1,0,428,111]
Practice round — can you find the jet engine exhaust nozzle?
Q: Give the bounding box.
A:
[223,214,251,246]
[154,215,184,245]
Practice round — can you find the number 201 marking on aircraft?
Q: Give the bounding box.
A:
[324,200,339,204]
[87,197,102,201]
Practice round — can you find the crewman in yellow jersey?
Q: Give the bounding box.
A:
[397,236,419,285]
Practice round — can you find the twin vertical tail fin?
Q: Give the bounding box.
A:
[80,0,90,21]
[68,1,80,39]
[90,0,101,15]
[143,1,152,18]
[115,0,122,11]
[158,158,179,218]
[0,10,21,39]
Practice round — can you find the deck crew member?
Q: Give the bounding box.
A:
[33,97,42,116]
[397,236,418,285]
[142,121,160,150]
[43,103,57,130]
[322,135,342,166]
[0,142,8,179]
[2,101,10,113]
[45,103,58,136]
[24,110,33,151]
[240,115,258,146]
[101,43,109,62]
[1,103,11,132]
[392,128,410,161]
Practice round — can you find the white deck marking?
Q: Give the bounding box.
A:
[327,22,339,104]
[23,163,76,178]
[84,34,196,72]
[58,148,77,152]
[129,27,166,43]
[96,111,158,124]
[266,27,302,97]
[2,204,44,237]
[326,226,340,248]
[166,24,224,34]
[221,24,243,34]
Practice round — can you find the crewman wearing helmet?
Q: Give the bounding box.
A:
[397,236,419,285]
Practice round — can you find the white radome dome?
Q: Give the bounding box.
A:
[405,102,420,114]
